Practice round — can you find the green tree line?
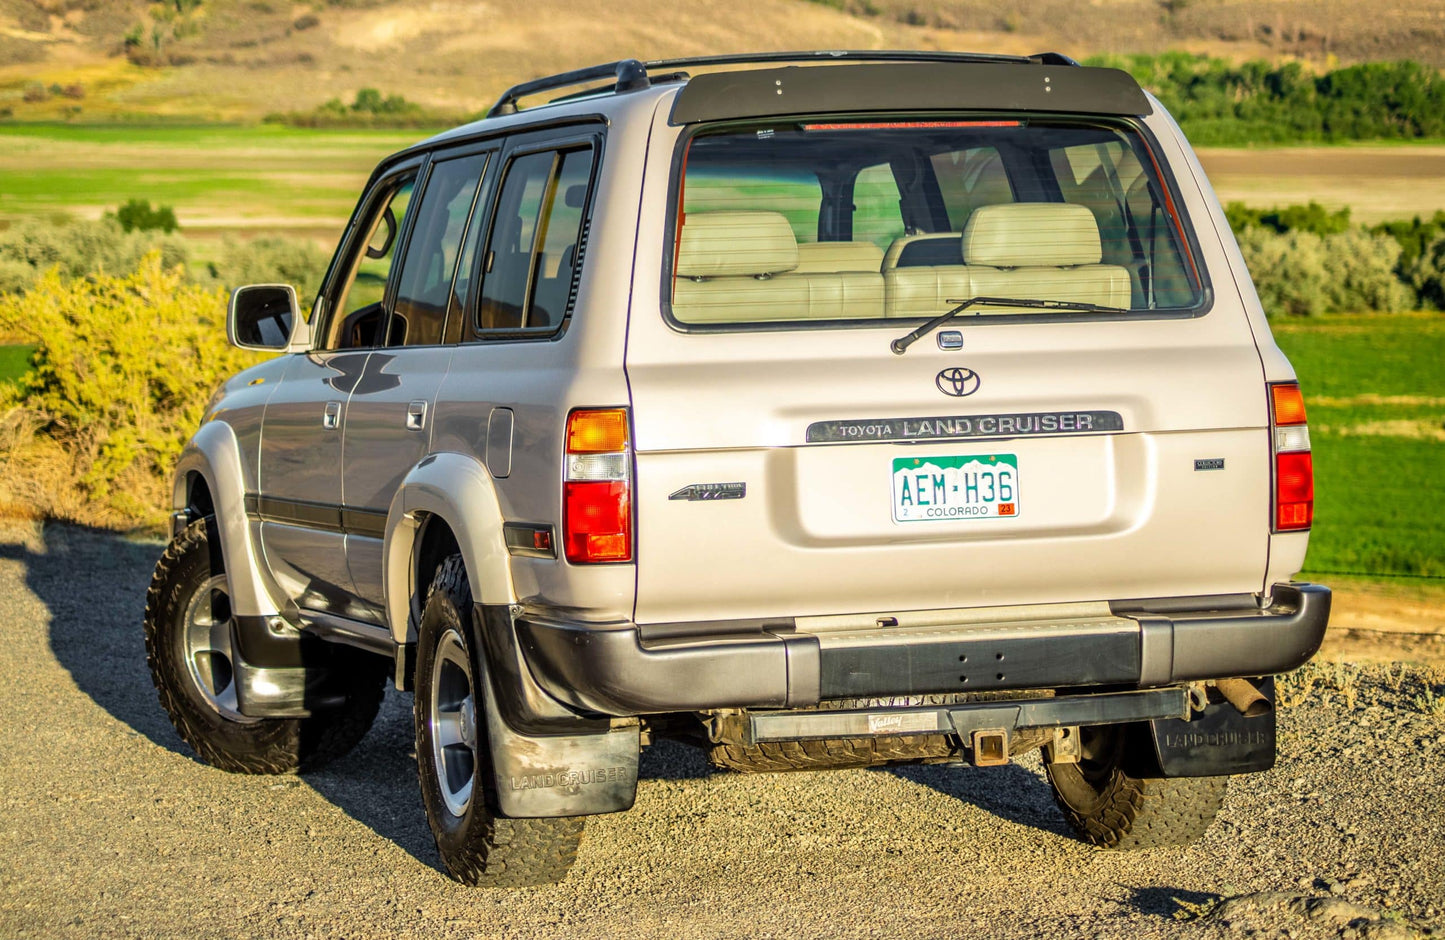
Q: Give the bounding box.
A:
[1086,52,1445,146]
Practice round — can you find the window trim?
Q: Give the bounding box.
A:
[465,130,604,343]
[659,112,1215,335]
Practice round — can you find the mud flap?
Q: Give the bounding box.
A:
[1147,677,1276,777]
[476,651,641,818]
[230,616,354,718]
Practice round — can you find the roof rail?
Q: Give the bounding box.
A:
[1028,52,1082,66]
[485,49,1080,119]
[488,59,651,118]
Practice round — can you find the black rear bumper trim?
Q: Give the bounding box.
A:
[516,583,1330,716]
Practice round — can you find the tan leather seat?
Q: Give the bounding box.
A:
[793,241,884,318]
[882,233,969,319]
[962,203,1131,310]
[794,241,884,274]
[672,214,885,322]
[881,204,1132,318]
[672,211,809,322]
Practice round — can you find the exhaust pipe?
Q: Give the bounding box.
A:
[1215,678,1272,718]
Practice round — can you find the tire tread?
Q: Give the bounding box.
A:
[143,518,384,775]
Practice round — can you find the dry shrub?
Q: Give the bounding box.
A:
[1238,227,1415,316]
[0,254,261,530]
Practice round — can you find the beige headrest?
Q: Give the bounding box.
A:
[794,241,885,273]
[675,211,799,278]
[962,203,1103,268]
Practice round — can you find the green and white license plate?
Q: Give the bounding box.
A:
[891,454,1020,522]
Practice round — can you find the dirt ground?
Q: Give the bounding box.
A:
[1318,577,1445,667]
[1,521,1442,940]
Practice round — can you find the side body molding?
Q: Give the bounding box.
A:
[383,451,515,645]
[172,420,282,619]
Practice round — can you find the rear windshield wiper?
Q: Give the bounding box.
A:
[889,296,1131,355]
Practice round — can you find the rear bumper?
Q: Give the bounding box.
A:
[516,582,1329,717]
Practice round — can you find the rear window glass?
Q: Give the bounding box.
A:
[669,120,1205,327]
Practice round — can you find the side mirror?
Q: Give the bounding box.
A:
[228,284,300,351]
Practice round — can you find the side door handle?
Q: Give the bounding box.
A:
[322,401,341,430]
[406,400,428,431]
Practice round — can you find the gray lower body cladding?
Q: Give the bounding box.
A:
[515,583,1329,716]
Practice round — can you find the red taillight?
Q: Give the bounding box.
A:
[1275,452,1314,530]
[563,409,632,564]
[1270,382,1313,532]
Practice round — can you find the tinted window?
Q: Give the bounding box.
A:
[669,120,1206,326]
[931,146,1013,229]
[476,146,595,333]
[684,165,822,245]
[389,153,489,346]
[324,175,415,349]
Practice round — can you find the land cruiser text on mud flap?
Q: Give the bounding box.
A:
[143,51,1329,887]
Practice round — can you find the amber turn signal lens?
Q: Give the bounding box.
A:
[566,409,629,454]
[1270,384,1307,426]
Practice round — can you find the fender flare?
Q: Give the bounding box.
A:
[382,451,514,646]
[172,421,281,619]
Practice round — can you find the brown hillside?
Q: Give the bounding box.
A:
[0,0,1442,121]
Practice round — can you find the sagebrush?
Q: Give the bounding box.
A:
[0,214,330,304]
[0,255,261,528]
[1236,227,1415,317]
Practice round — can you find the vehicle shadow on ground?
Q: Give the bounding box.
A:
[1,523,192,759]
[299,689,444,873]
[885,761,1076,838]
[1,522,444,872]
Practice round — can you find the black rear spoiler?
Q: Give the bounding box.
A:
[668,62,1152,125]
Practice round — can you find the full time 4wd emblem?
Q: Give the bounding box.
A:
[936,367,981,397]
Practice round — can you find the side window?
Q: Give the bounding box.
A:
[323,175,416,350]
[476,145,596,333]
[852,163,905,250]
[388,153,489,347]
[930,147,1013,230]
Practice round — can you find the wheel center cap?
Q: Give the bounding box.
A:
[459,695,477,749]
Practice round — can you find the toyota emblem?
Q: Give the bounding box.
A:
[935,367,981,397]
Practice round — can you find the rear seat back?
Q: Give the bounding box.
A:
[673,213,884,322]
[794,241,884,318]
[881,203,1132,318]
[962,203,1131,310]
[882,233,969,319]
[794,241,884,273]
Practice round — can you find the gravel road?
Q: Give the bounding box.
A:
[2,521,1442,940]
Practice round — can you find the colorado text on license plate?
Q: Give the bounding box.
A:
[891,454,1020,522]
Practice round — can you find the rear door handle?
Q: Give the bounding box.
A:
[406,400,428,431]
[322,401,341,430]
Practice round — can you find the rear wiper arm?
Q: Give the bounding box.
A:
[889,296,1130,355]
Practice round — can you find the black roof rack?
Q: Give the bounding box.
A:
[485,50,1082,118]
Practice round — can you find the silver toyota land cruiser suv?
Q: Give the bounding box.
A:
[145,51,1329,887]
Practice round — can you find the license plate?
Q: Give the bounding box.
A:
[891,454,1020,522]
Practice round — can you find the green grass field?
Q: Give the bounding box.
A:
[0,124,430,241]
[1273,314,1445,579]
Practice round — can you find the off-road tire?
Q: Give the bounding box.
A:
[1045,726,1228,849]
[710,735,956,773]
[414,554,584,887]
[144,518,387,774]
